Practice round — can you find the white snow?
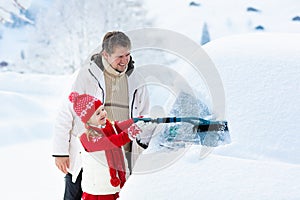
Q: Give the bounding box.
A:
[0,0,300,199]
[0,72,68,199]
[119,32,300,200]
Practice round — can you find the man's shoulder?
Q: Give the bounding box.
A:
[128,69,145,85]
[73,65,89,80]
[76,60,101,79]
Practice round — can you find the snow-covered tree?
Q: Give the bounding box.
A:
[0,0,33,26]
[23,0,105,74]
[23,0,150,74]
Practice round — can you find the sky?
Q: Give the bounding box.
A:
[0,0,300,199]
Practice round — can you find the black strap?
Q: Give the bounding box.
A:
[136,139,148,149]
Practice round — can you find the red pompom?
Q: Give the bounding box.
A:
[110,177,121,187]
[69,92,79,103]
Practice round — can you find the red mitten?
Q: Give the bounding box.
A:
[127,123,141,140]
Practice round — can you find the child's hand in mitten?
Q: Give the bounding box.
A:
[127,123,142,140]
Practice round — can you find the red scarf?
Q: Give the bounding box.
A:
[85,121,127,188]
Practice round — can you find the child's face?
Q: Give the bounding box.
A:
[89,105,107,126]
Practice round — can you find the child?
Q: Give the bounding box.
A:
[69,92,141,200]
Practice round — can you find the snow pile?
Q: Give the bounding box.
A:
[0,72,72,146]
[119,33,300,199]
[205,33,300,165]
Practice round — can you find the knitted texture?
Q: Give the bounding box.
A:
[69,92,102,123]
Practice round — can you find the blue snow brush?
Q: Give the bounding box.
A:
[133,117,230,147]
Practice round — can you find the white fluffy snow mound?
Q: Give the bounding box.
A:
[119,33,300,200]
[204,33,300,164]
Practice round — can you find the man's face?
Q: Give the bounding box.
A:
[103,46,131,72]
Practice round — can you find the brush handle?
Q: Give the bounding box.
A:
[133,117,224,126]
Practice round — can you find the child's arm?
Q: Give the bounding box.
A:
[80,131,131,152]
[114,119,134,134]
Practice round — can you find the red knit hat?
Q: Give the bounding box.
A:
[69,92,103,123]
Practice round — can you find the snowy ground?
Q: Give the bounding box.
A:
[122,150,299,200]
[0,72,71,199]
[1,140,64,199]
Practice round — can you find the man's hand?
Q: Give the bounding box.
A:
[55,157,70,174]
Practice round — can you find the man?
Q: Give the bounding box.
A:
[52,31,151,199]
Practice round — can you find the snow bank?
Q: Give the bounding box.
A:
[0,72,72,146]
[119,33,300,200]
[0,140,64,199]
[204,33,300,164]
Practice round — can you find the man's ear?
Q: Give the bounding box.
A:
[102,51,109,59]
